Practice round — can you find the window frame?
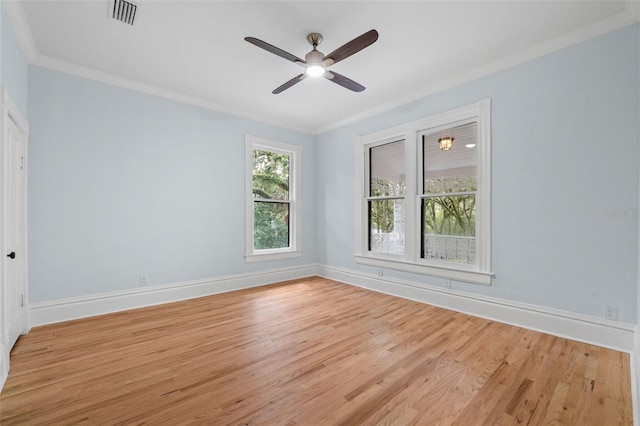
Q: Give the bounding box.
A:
[245,135,301,263]
[355,99,492,285]
[366,137,407,255]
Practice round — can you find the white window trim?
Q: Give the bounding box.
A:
[245,135,301,263]
[355,99,492,285]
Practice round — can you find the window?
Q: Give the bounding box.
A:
[421,122,477,264]
[245,135,301,262]
[368,139,406,255]
[356,99,492,284]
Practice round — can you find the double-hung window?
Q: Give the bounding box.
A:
[420,122,477,265]
[245,135,301,262]
[367,139,406,255]
[356,99,492,284]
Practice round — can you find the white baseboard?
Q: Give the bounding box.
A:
[317,264,636,353]
[18,262,640,416]
[632,329,640,426]
[0,343,7,394]
[30,264,318,327]
[25,262,639,350]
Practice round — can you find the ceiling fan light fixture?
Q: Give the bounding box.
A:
[245,29,378,93]
[305,64,325,77]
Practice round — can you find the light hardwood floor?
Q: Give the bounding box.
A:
[0,277,632,425]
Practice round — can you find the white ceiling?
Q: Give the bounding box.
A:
[6,1,639,134]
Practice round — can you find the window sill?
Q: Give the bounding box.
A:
[354,255,492,285]
[245,250,302,263]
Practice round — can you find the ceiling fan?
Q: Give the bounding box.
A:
[244,29,379,94]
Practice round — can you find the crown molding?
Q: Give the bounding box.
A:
[3,0,312,134]
[315,5,640,135]
[2,0,37,62]
[31,54,313,135]
[4,0,640,136]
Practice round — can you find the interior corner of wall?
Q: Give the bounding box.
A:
[632,326,640,425]
[0,342,6,394]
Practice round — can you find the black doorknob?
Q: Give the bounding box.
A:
[6,252,15,259]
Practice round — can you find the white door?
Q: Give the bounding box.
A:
[3,113,27,352]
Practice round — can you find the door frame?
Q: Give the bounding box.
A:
[0,87,29,392]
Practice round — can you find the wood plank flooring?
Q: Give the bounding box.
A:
[0,277,632,425]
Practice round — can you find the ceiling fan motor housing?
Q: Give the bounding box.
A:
[305,49,324,64]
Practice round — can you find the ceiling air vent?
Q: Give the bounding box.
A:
[110,0,138,26]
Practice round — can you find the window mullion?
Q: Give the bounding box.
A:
[404,130,417,263]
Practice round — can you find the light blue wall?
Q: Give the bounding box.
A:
[1,1,4,84]
[1,2,28,115]
[26,22,640,323]
[28,66,316,302]
[317,24,640,323]
[637,25,640,330]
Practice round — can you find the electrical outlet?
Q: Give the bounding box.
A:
[444,279,451,289]
[603,305,617,320]
[377,269,383,277]
[139,274,149,287]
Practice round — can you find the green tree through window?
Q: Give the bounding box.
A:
[252,150,290,250]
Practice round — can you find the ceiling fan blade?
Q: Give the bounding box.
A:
[273,74,306,94]
[322,29,378,65]
[245,37,304,63]
[324,71,365,92]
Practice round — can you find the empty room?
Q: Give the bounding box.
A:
[0,0,639,424]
